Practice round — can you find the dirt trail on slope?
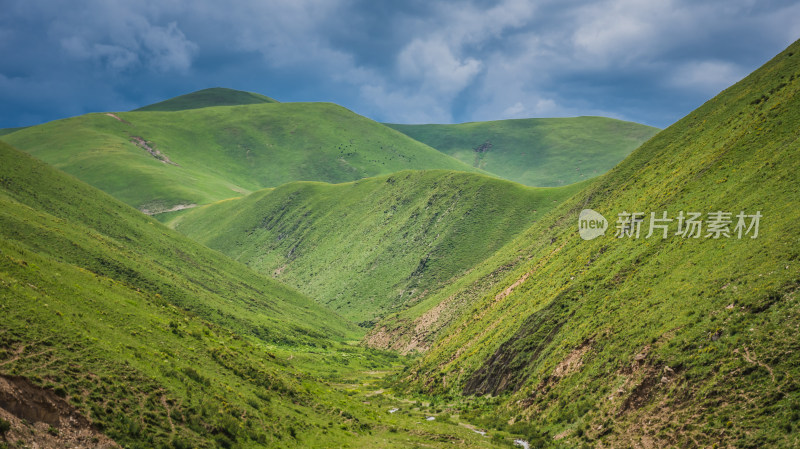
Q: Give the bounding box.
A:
[104,113,130,124]
[130,136,179,166]
[139,203,197,216]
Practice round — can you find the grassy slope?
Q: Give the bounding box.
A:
[133,87,278,111]
[386,117,659,187]
[0,127,26,137]
[394,41,800,448]
[0,141,509,448]
[0,141,355,344]
[1,102,480,213]
[171,171,585,325]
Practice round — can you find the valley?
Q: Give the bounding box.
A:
[1,36,798,449]
[168,171,586,324]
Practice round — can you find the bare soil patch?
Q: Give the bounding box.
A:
[0,375,118,448]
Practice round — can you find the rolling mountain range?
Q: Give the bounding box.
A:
[386,117,659,187]
[0,88,655,217]
[1,99,479,215]
[169,171,586,324]
[0,39,798,449]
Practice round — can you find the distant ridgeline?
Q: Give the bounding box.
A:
[385,117,659,186]
[1,87,656,217]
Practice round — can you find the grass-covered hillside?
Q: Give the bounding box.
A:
[0,142,354,344]
[171,171,585,325]
[133,87,278,111]
[386,117,659,187]
[1,101,479,214]
[0,127,26,137]
[0,141,514,448]
[393,40,800,448]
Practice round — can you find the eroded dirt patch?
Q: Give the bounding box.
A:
[139,203,197,216]
[0,375,118,448]
[365,294,450,354]
[551,339,592,379]
[130,136,179,166]
[103,113,130,125]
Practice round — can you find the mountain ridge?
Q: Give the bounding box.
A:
[2,89,657,218]
[171,170,587,324]
[133,87,279,111]
[1,101,481,214]
[385,116,659,186]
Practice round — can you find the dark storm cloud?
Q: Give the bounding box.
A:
[0,0,798,129]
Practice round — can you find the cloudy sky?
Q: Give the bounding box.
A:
[1,0,798,129]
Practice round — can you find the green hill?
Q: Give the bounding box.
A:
[385,117,659,187]
[388,40,800,448]
[171,171,585,324]
[1,102,480,215]
[0,142,354,343]
[0,141,508,448]
[134,87,278,111]
[0,127,26,137]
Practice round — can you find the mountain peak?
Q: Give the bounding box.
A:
[133,87,278,112]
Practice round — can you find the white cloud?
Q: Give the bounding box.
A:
[55,3,197,73]
[502,101,525,117]
[397,38,483,95]
[225,0,351,69]
[367,0,538,122]
[61,37,141,70]
[360,84,452,124]
[570,0,692,67]
[498,99,563,119]
[669,60,746,94]
[435,0,537,47]
[139,21,197,72]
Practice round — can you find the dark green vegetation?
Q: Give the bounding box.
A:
[171,171,585,325]
[1,101,479,214]
[0,127,26,137]
[0,141,512,448]
[386,117,659,187]
[391,40,800,447]
[134,87,278,112]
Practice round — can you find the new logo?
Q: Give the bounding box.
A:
[578,209,608,240]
